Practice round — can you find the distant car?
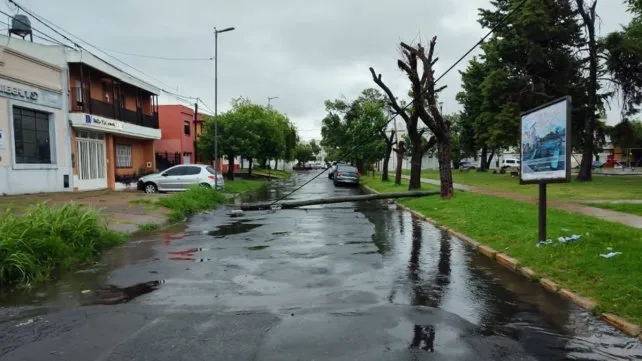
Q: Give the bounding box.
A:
[614,161,624,169]
[328,162,344,179]
[137,164,224,193]
[458,161,476,170]
[500,159,520,172]
[333,165,360,186]
[592,161,604,169]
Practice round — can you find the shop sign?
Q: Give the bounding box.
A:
[84,114,124,130]
[0,78,62,109]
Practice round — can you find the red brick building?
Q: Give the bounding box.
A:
[156,104,200,169]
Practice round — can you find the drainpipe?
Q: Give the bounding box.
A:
[63,60,74,191]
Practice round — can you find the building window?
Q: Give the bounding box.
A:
[13,106,52,164]
[184,121,191,136]
[116,144,132,168]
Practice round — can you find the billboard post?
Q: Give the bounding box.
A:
[520,96,572,241]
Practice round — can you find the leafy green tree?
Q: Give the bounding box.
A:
[309,139,322,160]
[458,0,588,174]
[294,142,316,165]
[199,98,262,180]
[320,89,389,173]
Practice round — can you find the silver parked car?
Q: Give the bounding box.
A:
[137,164,225,193]
[333,165,360,186]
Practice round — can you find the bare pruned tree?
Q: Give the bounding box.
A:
[370,36,454,198]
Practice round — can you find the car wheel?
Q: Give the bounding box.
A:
[199,183,211,188]
[144,182,158,194]
[333,180,339,187]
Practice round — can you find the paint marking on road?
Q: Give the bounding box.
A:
[93,317,164,361]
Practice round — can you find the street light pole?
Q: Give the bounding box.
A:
[268,96,279,106]
[213,26,235,189]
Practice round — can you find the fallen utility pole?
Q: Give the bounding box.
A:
[239,190,439,211]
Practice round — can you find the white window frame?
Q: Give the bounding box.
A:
[115,143,133,168]
[8,99,58,170]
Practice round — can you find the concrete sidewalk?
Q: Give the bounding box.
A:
[0,190,169,233]
[403,175,642,229]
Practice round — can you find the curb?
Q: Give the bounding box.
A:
[360,183,642,341]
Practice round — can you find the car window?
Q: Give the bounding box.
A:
[338,166,358,172]
[206,166,218,175]
[506,160,515,164]
[184,166,202,176]
[163,166,186,176]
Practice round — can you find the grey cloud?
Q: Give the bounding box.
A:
[8,0,633,139]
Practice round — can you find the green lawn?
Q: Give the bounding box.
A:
[402,169,642,201]
[223,179,267,194]
[253,167,292,179]
[590,203,642,217]
[362,177,642,325]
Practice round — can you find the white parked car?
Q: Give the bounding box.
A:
[500,159,521,171]
[137,164,224,193]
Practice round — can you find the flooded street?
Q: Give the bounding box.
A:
[1,172,641,360]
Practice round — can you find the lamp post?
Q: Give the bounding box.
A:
[268,96,279,106]
[214,26,235,189]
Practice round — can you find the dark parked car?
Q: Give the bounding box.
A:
[333,165,360,186]
[457,161,476,170]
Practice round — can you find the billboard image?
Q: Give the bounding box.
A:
[520,96,571,183]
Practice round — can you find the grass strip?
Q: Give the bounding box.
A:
[362,176,642,326]
[589,203,642,217]
[0,202,125,286]
[406,169,642,201]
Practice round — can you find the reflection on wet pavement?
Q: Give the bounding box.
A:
[80,280,164,306]
[1,171,641,361]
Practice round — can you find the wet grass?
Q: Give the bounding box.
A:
[363,177,642,326]
[0,202,125,286]
[253,167,292,178]
[223,179,267,194]
[137,223,160,232]
[404,169,642,201]
[158,186,228,223]
[589,203,642,217]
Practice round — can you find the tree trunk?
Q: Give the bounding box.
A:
[274,159,278,170]
[438,137,454,199]
[240,157,244,169]
[356,159,365,174]
[486,149,495,170]
[248,159,253,176]
[577,0,597,182]
[479,146,488,172]
[409,134,423,190]
[382,145,392,182]
[395,149,404,185]
[227,154,235,180]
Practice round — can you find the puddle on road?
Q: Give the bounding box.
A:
[208,221,262,237]
[80,280,164,306]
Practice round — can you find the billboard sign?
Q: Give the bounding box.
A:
[520,96,571,184]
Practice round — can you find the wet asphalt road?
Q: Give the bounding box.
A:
[1,172,642,361]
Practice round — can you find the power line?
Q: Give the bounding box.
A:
[434,0,528,82]
[0,10,71,47]
[100,47,213,62]
[7,0,204,102]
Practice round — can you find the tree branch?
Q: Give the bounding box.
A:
[369,67,410,124]
[423,135,437,154]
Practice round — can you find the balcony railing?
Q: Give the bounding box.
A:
[70,87,159,129]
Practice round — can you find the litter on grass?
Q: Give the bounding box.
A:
[537,234,581,247]
[600,252,622,259]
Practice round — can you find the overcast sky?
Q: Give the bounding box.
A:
[2,0,632,140]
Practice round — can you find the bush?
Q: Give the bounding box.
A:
[157,186,227,223]
[0,202,125,286]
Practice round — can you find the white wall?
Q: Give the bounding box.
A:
[0,43,70,195]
